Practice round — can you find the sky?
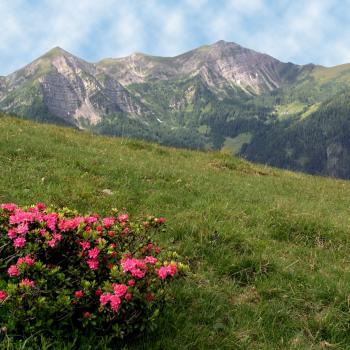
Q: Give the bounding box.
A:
[1,0,350,75]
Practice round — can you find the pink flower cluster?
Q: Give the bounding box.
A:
[7,255,36,277]
[47,233,62,248]
[102,217,115,228]
[3,204,61,249]
[7,265,20,277]
[79,241,91,250]
[117,214,129,223]
[121,258,147,278]
[0,202,180,330]
[156,264,177,280]
[79,245,101,270]
[88,247,100,259]
[58,217,85,232]
[144,256,158,265]
[99,283,131,312]
[87,259,99,270]
[19,278,35,288]
[0,290,8,301]
[1,203,17,212]
[84,215,98,225]
[13,236,26,248]
[17,255,35,267]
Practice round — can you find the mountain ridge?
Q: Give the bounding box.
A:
[2,40,350,178]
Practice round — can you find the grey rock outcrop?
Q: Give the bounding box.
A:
[0,47,150,127]
[97,40,302,95]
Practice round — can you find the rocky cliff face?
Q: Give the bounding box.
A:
[173,41,301,94]
[326,142,345,178]
[0,48,150,127]
[0,77,5,100]
[98,41,302,95]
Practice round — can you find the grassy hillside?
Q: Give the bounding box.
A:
[2,114,350,349]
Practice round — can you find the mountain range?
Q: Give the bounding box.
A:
[2,40,350,178]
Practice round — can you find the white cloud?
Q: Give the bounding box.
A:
[99,3,146,58]
[227,0,264,14]
[184,0,208,10]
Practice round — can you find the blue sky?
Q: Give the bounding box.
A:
[1,0,350,75]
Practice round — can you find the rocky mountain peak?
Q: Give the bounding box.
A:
[42,46,71,58]
[0,47,151,128]
[211,39,240,49]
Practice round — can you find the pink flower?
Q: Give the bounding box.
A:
[122,258,145,271]
[125,292,133,301]
[118,214,129,222]
[95,289,103,297]
[7,265,20,277]
[53,233,62,241]
[45,233,61,248]
[147,243,153,251]
[9,210,35,225]
[145,256,158,265]
[36,203,46,211]
[110,295,121,312]
[121,258,146,279]
[88,247,100,259]
[157,266,168,280]
[13,237,26,248]
[47,239,57,248]
[17,255,35,267]
[28,206,39,213]
[155,217,166,224]
[167,263,177,276]
[16,222,29,235]
[74,290,84,299]
[84,216,98,225]
[87,259,99,270]
[7,229,17,239]
[0,290,7,301]
[39,229,47,236]
[131,269,146,278]
[101,293,122,312]
[100,293,112,306]
[79,241,91,250]
[112,284,128,297]
[122,227,130,235]
[128,279,135,287]
[58,217,84,232]
[1,203,17,211]
[19,278,35,288]
[102,217,115,228]
[83,311,92,318]
[146,293,153,301]
[43,213,58,232]
[157,264,177,280]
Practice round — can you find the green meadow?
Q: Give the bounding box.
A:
[2,114,350,349]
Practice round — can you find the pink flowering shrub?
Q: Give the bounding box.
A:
[0,203,185,338]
